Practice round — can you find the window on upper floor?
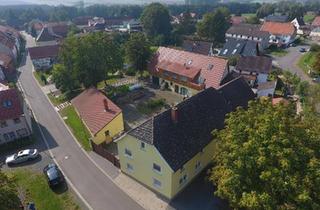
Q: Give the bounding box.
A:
[126,163,134,172]
[0,121,7,128]
[195,161,201,171]
[153,178,162,189]
[153,163,161,173]
[179,174,188,186]
[140,142,145,150]
[14,118,21,124]
[124,148,132,158]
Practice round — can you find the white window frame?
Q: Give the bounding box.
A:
[153,163,162,174]
[124,148,132,158]
[126,163,134,173]
[153,178,162,189]
[140,142,146,150]
[195,160,201,172]
[179,174,188,186]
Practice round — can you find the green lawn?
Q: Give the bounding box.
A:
[60,106,92,151]
[48,93,67,106]
[33,71,51,86]
[304,14,316,24]
[241,13,256,18]
[298,52,317,75]
[7,170,79,210]
[267,47,288,57]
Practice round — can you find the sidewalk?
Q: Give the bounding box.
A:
[88,151,173,210]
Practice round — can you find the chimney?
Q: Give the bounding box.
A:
[171,106,178,123]
[103,98,109,111]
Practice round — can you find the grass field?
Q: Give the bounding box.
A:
[33,71,51,86]
[304,14,316,24]
[47,93,67,106]
[60,106,92,151]
[298,52,317,75]
[8,170,79,210]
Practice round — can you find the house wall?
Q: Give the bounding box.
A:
[159,77,199,97]
[257,87,275,97]
[117,135,174,199]
[32,58,54,70]
[257,73,268,84]
[310,31,320,37]
[93,113,124,145]
[36,40,58,47]
[170,140,215,198]
[0,115,32,145]
[269,34,295,46]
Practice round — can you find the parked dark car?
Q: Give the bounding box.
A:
[43,163,64,187]
[299,47,307,53]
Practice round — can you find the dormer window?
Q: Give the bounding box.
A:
[187,60,192,65]
[207,64,213,71]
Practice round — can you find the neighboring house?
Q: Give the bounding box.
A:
[310,27,320,37]
[36,22,69,46]
[123,19,142,33]
[72,16,93,27]
[311,16,320,27]
[149,47,229,97]
[230,16,246,25]
[257,80,277,97]
[235,56,272,86]
[29,21,44,37]
[71,88,124,145]
[0,25,21,54]
[260,22,296,47]
[36,27,60,46]
[219,38,259,58]
[291,17,305,35]
[0,53,15,80]
[264,15,288,23]
[28,45,60,70]
[0,88,32,145]
[0,31,18,60]
[88,17,106,30]
[182,40,213,56]
[117,76,255,200]
[225,24,270,50]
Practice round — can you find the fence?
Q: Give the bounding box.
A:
[91,141,120,168]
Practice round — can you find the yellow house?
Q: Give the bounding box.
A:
[117,77,255,199]
[71,88,124,145]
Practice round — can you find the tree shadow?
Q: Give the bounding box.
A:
[168,170,230,210]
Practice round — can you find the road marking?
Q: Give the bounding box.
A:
[17,70,93,210]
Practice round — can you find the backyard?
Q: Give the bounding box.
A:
[60,106,92,151]
[7,169,79,210]
[267,46,288,57]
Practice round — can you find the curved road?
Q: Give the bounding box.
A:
[19,33,143,210]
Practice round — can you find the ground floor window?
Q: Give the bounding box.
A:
[180,87,189,96]
[126,163,134,172]
[153,178,162,189]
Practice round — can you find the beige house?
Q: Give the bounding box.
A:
[0,88,32,144]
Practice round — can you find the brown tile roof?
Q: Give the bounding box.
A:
[149,47,228,89]
[28,45,60,60]
[71,88,122,135]
[260,22,296,36]
[0,53,14,68]
[226,24,270,38]
[0,31,15,50]
[312,16,320,27]
[182,40,213,56]
[236,56,272,74]
[0,25,20,39]
[0,88,23,121]
[231,16,246,25]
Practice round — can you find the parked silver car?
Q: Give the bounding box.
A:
[5,149,39,165]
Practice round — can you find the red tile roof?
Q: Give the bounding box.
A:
[0,88,23,121]
[28,45,60,60]
[231,16,246,25]
[260,22,296,36]
[71,88,122,135]
[149,47,228,89]
[0,53,14,68]
[0,25,20,39]
[312,16,320,27]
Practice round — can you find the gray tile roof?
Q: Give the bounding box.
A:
[127,77,255,171]
[219,38,258,57]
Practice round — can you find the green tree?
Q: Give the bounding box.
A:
[175,11,196,36]
[140,3,172,42]
[256,3,275,19]
[211,99,320,210]
[196,7,230,43]
[125,33,151,77]
[312,52,320,74]
[0,171,20,210]
[246,15,260,24]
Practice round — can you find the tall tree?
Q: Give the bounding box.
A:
[196,7,230,43]
[140,3,172,43]
[256,3,275,19]
[211,99,320,210]
[0,171,20,210]
[125,33,151,77]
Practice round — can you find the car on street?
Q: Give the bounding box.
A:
[299,48,307,53]
[312,77,320,83]
[43,163,65,187]
[5,149,39,165]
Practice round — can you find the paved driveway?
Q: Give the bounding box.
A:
[273,45,312,83]
[18,32,144,210]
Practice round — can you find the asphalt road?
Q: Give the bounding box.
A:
[18,33,143,210]
[273,44,312,83]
